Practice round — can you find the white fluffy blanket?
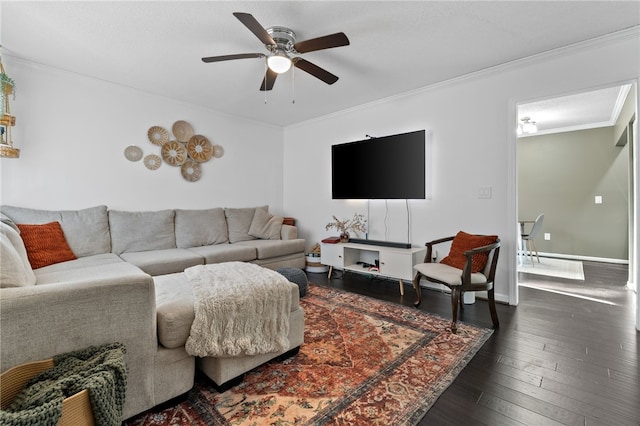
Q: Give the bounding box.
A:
[184,262,292,357]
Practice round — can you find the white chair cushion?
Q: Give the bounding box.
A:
[414,262,487,286]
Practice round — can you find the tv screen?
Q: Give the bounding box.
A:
[332,129,426,199]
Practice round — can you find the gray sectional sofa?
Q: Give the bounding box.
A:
[0,204,306,420]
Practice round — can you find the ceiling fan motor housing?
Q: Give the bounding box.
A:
[266,26,297,54]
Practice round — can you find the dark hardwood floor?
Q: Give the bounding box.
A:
[306,260,639,425]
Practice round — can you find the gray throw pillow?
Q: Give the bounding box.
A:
[248,207,283,240]
[0,212,19,233]
[0,221,37,287]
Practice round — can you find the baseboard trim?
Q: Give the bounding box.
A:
[521,251,628,265]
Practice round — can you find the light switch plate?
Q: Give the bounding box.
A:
[478,186,492,199]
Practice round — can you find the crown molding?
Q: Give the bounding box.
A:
[290,26,640,130]
[611,83,632,123]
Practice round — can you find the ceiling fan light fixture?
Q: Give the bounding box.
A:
[267,51,292,73]
[519,116,538,135]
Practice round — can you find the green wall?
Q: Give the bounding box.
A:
[518,126,629,260]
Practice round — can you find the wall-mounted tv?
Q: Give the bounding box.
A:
[332,129,426,199]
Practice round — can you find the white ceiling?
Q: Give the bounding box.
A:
[518,84,632,136]
[1,1,639,128]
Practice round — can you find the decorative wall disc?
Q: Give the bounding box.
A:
[172,120,194,143]
[144,154,161,170]
[187,135,213,162]
[181,160,202,182]
[213,145,224,158]
[161,141,188,166]
[124,145,143,162]
[147,126,169,146]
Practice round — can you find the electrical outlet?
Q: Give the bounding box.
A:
[595,195,603,204]
[544,233,551,240]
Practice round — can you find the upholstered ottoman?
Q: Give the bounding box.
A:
[153,263,305,391]
[276,267,308,297]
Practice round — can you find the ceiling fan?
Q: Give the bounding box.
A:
[201,12,350,91]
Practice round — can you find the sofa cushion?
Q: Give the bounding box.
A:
[154,272,196,349]
[1,205,111,257]
[236,239,306,260]
[120,248,203,276]
[250,253,306,270]
[224,206,267,243]
[188,244,256,264]
[175,208,228,248]
[0,222,37,287]
[248,207,283,240]
[154,269,301,350]
[34,260,151,286]
[17,222,77,269]
[35,253,124,276]
[109,210,176,255]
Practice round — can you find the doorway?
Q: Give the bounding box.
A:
[515,83,637,305]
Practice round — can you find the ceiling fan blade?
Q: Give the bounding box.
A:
[233,12,276,46]
[260,68,278,91]
[293,58,339,85]
[202,53,265,63]
[294,32,350,53]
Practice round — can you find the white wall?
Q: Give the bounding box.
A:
[283,29,640,304]
[0,59,285,214]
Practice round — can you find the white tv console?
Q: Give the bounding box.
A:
[321,241,427,295]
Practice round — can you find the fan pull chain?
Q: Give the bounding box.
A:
[292,65,296,104]
[264,59,268,104]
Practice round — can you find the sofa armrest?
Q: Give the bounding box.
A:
[0,269,157,419]
[281,224,298,240]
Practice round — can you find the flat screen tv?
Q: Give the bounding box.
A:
[332,129,426,199]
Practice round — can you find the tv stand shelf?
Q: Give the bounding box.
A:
[321,242,427,295]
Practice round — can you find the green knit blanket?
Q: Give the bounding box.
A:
[1,343,127,426]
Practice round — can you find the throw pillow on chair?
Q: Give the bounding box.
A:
[413,231,500,333]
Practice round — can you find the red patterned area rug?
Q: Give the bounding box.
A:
[125,284,493,425]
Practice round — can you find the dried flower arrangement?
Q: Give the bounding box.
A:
[325,213,367,242]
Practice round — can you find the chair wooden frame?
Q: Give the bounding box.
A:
[412,236,500,333]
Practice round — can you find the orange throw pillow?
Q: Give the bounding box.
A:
[17,222,77,269]
[440,231,498,273]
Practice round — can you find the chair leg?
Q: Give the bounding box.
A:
[527,240,534,267]
[413,274,422,307]
[450,287,460,334]
[487,288,499,329]
[459,291,464,310]
[532,239,540,263]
